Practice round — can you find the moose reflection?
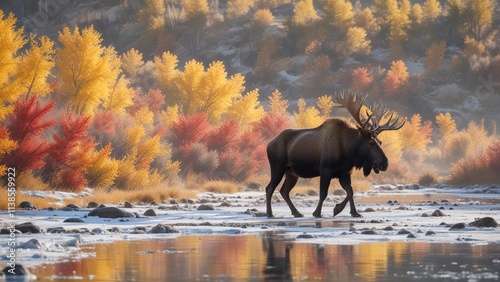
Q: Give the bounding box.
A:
[265,92,406,218]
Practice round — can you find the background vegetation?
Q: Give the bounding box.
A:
[0,0,499,200]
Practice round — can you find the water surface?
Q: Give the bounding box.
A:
[31,234,500,281]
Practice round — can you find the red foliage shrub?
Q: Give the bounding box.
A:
[45,113,93,191]
[145,89,165,114]
[2,97,56,174]
[254,113,289,141]
[383,72,400,96]
[182,143,219,176]
[217,149,254,181]
[204,120,239,152]
[170,113,209,147]
[92,111,116,135]
[351,67,373,92]
[126,88,149,115]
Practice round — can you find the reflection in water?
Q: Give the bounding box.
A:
[31,235,500,281]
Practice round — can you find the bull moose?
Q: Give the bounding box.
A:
[265,92,405,218]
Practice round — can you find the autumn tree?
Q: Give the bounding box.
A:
[56,26,121,116]
[388,60,409,84]
[226,89,265,130]
[463,0,493,40]
[399,114,432,153]
[0,11,26,120]
[1,97,56,177]
[268,89,289,115]
[138,0,166,33]
[411,3,424,26]
[85,143,118,188]
[425,41,446,71]
[182,0,209,55]
[17,35,55,98]
[347,27,371,55]
[292,0,318,26]
[423,0,441,22]
[121,48,144,79]
[255,35,280,83]
[356,8,378,36]
[226,0,253,20]
[435,112,457,160]
[44,113,93,190]
[103,76,133,115]
[351,67,373,92]
[294,98,323,128]
[463,35,486,59]
[316,95,334,119]
[154,51,181,105]
[253,9,274,27]
[323,0,354,35]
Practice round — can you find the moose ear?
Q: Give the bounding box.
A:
[363,162,372,177]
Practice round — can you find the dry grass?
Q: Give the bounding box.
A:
[201,180,240,193]
[0,189,62,210]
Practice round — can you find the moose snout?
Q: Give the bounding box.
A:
[373,159,388,173]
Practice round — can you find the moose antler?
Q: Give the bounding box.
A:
[335,91,406,139]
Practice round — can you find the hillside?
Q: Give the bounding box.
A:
[0,0,499,191]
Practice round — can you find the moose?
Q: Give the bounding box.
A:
[265,92,405,218]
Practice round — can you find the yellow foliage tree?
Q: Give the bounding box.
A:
[399,114,431,153]
[268,89,288,115]
[161,104,180,127]
[423,0,441,22]
[227,89,265,129]
[435,112,457,159]
[103,76,133,115]
[154,51,181,105]
[292,0,318,26]
[387,60,409,84]
[411,3,423,25]
[316,95,334,119]
[56,26,121,116]
[138,0,166,32]
[253,9,274,27]
[85,144,119,188]
[226,0,253,20]
[464,0,494,40]
[0,11,26,120]
[136,135,164,169]
[323,0,354,34]
[425,41,446,71]
[356,8,378,36]
[294,98,323,128]
[347,27,371,55]
[463,36,485,58]
[121,48,144,78]
[114,149,137,189]
[134,107,154,125]
[126,125,146,149]
[17,35,55,97]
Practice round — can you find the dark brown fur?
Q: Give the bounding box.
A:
[265,118,388,218]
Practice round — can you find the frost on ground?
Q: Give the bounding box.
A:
[0,184,499,269]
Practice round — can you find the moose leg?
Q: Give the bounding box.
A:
[279,173,302,217]
[313,171,332,218]
[335,176,362,217]
[266,168,286,218]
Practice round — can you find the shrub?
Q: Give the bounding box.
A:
[418,170,439,186]
[448,141,500,185]
[201,180,240,193]
[182,143,219,176]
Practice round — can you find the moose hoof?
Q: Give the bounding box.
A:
[351,213,363,218]
[293,213,304,218]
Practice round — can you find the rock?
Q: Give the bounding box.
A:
[197,204,215,211]
[421,213,430,217]
[245,182,261,191]
[306,189,318,196]
[123,202,135,208]
[15,222,41,233]
[143,209,157,216]
[87,201,99,208]
[149,224,180,234]
[19,201,36,210]
[66,204,80,209]
[88,207,136,218]
[333,189,346,196]
[395,206,411,210]
[63,238,80,247]
[220,202,231,207]
[169,199,178,204]
[397,229,412,235]
[47,227,66,233]
[432,210,446,216]
[19,239,43,249]
[92,228,106,234]
[469,217,498,227]
[364,208,376,212]
[107,227,122,233]
[179,198,195,204]
[425,230,437,236]
[361,230,378,235]
[297,233,315,239]
[407,233,417,238]
[2,264,31,276]
[63,218,84,223]
[383,226,394,231]
[449,223,466,230]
